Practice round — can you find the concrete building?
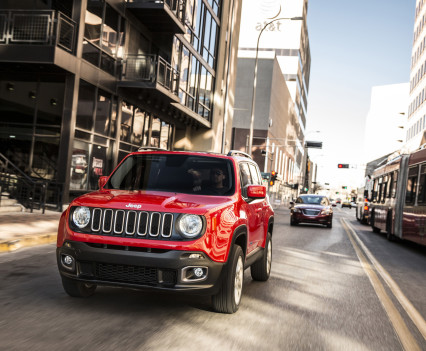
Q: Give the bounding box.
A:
[0,0,242,206]
[232,0,310,199]
[408,0,426,151]
[362,83,409,163]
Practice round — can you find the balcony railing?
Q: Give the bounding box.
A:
[121,54,179,95]
[127,0,185,21]
[0,10,76,53]
[125,0,186,33]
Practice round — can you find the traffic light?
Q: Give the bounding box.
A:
[338,164,349,168]
[270,171,277,186]
[342,186,347,189]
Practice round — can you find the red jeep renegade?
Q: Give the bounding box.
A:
[57,149,274,313]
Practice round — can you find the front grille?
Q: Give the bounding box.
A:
[94,263,177,286]
[90,208,174,239]
[303,209,320,216]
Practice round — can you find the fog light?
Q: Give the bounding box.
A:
[181,266,208,282]
[193,267,203,277]
[63,255,73,265]
[61,254,75,271]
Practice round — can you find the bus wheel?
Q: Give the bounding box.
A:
[386,231,395,242]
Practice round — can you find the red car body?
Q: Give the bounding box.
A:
[56,150,274,313]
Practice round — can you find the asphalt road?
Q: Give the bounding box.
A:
[0,206,425,351]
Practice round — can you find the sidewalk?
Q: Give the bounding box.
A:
[0,209,62,253]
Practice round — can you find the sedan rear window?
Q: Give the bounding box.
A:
[106,154,235,196]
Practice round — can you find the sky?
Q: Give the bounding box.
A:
[305,0,415,189]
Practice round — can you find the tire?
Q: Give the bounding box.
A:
[251,233,272,281]
[212,245,244,314]
[61,276,97,298]
[290,218,298,226]
[326,221,332,228]
[386,231,395,241]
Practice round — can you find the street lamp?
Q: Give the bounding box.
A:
[248,16,303,156]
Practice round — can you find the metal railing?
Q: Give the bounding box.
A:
[121,54,180,95]
[0,10,76,53]
[126,0,186,23]
[0,153,63,213]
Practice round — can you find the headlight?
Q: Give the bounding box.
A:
[72,206,91,228]
[177,214,203,238]
[321,209,331,215]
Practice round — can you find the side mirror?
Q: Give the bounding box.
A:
[246,185,266,198]
[98,176,108,189]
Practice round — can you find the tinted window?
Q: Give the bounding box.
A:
[405,166,419,204]
[107,154,235,196]
[296,196,326,205]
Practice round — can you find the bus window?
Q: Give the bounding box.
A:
[378,177,383,202]
[391,171,398,198]
[405,166,418,205]
[373,179,379,202]
[382,175,388,200]
[418,164,426,204]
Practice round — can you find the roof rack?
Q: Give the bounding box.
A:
[137,147,167,152]
[227,150,252,159]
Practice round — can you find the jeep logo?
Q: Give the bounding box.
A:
[125,203,142,209]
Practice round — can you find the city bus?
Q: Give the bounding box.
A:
[368,147,426,245]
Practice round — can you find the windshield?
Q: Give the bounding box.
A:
[106,154,235,196]
[296,196,329,205]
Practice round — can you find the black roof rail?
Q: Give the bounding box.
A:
[227,150,252,159]
[137,147,167,152]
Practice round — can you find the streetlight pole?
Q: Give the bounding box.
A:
[247,16,303,157]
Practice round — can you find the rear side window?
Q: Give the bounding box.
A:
[248,163,261,185]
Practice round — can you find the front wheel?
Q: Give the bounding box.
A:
[212,245,244,314]
[326,221,333,228]
[251,233,272,281]
[61,276,97,297]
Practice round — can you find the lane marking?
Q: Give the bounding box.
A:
[342,218,426,341]
[341,218,421,351]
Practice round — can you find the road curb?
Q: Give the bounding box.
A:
[0,232,57,253]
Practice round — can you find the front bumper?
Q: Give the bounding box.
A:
[291,212,332,224]
[57,241,224,295]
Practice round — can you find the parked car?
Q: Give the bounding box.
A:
[356,198,370,224]
[56,149,274,314]
[289,194,333,228]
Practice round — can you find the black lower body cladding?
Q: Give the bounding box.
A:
[57,241,224,295]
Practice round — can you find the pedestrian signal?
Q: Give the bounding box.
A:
[338,164,349,168]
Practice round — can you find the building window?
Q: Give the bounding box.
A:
[83,0,124,76]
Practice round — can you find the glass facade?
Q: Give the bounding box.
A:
[83,0,125,76]
[0,0,226,204]
[0,79,63,180]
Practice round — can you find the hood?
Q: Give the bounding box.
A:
[72,189,236,215]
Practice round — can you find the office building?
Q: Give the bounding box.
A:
[0,0,241,206]
[408,0,426,150]
[232,0,310,196]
